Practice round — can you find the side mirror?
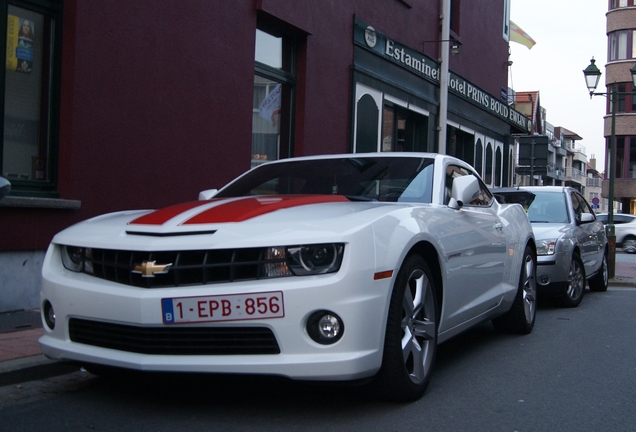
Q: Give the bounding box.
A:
[0,176,11,200]
[448,175,480,210]
[198,189,218,200]
[578,213,595,224]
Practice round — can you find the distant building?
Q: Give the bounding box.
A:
[555,127,586,193]
[511,92,588,191]
[587,156,607,213]
[605,2,636,213]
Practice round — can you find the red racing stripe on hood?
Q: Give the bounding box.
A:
[184,195,349,224]
[129,201,211,225]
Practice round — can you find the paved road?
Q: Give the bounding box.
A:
[1,287,635,431]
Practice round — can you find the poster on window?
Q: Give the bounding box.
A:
[258,84,282,127]
[6,15,34,73]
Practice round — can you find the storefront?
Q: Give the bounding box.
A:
[351,19,530,187]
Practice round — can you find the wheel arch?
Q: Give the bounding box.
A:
[405,241,443,314]
[526,238,537,258]
[620,233,636,248]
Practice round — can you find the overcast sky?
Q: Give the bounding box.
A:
[509,0,608,170]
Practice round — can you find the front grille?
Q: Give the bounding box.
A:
[87,248,286,288]
[69,318,280,355]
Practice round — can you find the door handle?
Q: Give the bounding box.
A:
[494,223,504,230]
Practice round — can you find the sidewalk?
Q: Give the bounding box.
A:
[609,256,636,286]
[1,260,635,387]
[0,310,77,386]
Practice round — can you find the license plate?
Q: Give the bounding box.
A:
[161,291,284,324]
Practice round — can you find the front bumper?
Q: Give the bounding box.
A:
[39,245,392,381]
[535,250,571,288]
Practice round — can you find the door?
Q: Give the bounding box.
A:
[439,165,508,332]
[571,191,606,273]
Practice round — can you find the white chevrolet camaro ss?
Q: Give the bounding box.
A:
[40,153,536,401]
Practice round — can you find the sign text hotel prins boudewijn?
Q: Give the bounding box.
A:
[355,19,531,133]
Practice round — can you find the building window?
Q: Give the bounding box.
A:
[495,147,502,187]
[1,1,62,197]
[381,104,428,152]
[609,0,635,9]
[616,136,625,178]
[474,138,483,177]
[609,30,635,61]
[630,137,636,178]
[252,24,296,168]
[485,142,493,185]
[450,0,461,36]
[609,83,635,113]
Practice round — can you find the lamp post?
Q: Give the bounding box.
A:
[582,58,636,278]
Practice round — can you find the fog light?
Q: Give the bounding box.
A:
[43,300,56,330]
[307,310,344,345]
[538,274,550,285]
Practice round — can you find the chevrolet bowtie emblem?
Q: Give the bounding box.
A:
[132,260,172,278]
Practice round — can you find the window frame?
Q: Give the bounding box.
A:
[608,83,635,114]
[608,29,635,62]
[0,0,62,197]
[609,0,636,9]
[252,20,297,165]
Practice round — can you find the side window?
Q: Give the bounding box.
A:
[613,215,629,224]
[445,164,492,207]
[572,192,593,220]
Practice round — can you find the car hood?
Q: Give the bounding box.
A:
[530,223,569,240]
[52,195,410,250]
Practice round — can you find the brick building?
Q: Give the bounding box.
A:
[0,0,529,311]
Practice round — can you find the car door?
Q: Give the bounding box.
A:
[439,165,508,332]
[570,191,606,274]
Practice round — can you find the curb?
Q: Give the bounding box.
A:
[0,354,78,387]
[609,278,636,288]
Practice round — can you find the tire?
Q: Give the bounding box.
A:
[492,245,536,334]
[622,236,636,254]
[589,251,609,292]
[556,253,586,308]
[374,254,438,402]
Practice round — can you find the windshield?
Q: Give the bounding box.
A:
[216,156,435,203]
[527,192,569,223]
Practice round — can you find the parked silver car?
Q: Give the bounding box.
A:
[493,186,608,307]
[596,213,636,253]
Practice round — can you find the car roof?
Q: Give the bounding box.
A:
[262,152,441,163]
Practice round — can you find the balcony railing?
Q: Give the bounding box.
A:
[566,167,585,184]
[546,163,566,180]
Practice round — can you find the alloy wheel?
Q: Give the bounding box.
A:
[401,268,436,384]
[521,252,537,323]
[566,258,585,300]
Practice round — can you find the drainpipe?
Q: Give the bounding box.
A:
[438,0,451,154]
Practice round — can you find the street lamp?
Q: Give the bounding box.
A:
[582,58,636,278]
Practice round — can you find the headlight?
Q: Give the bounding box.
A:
[536,239,556,256]
[286,244,344,276]
[61,246,93,273]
